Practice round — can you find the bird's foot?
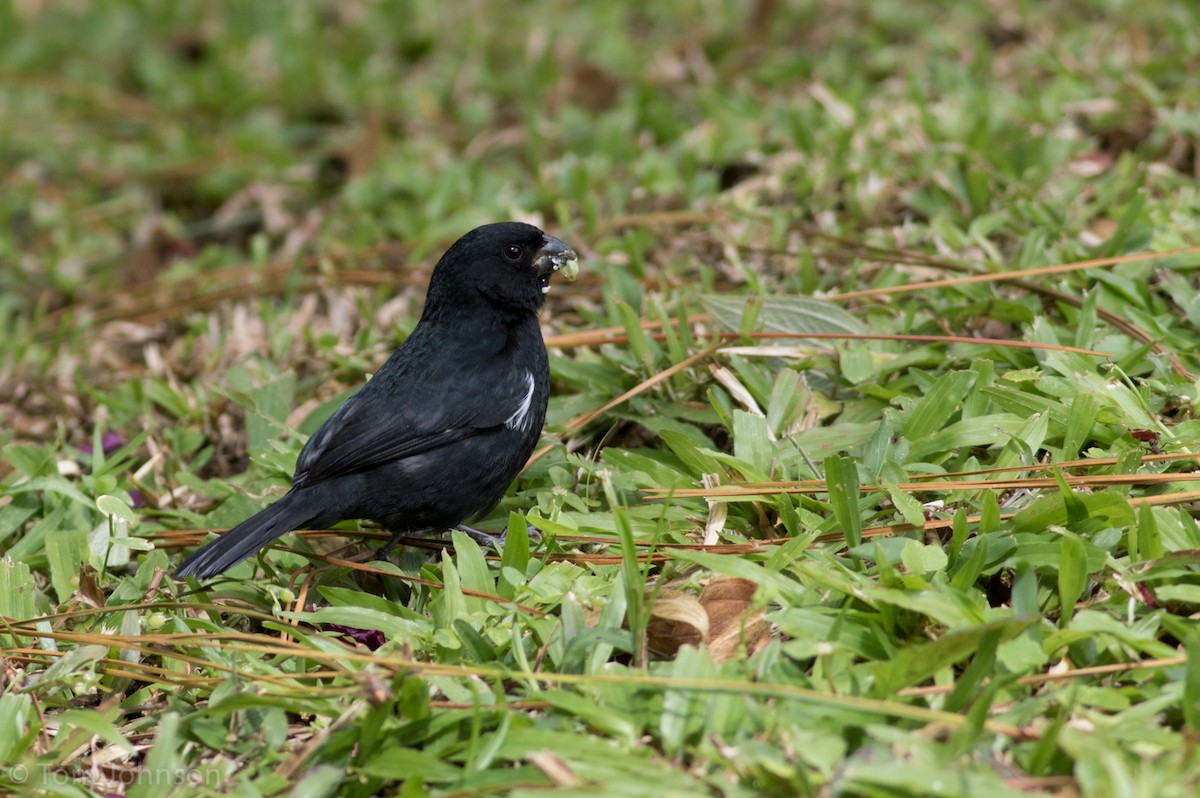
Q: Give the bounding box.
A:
[375,528,433,560]
[455,523,542,549]
[375,524,541,557]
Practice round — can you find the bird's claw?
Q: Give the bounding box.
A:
[455,523,542,549]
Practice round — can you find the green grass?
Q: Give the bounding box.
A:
[3,1,1200,796]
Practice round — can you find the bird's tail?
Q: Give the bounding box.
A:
[176,491,318,579]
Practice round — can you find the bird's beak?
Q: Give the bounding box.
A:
[535,235,579,281]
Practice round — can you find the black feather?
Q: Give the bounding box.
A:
[176,222,576,579]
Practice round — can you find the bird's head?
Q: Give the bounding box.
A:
[424,222,578,318]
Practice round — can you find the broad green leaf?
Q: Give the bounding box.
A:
[1133,502,1165,561]
[904,371,977,441]
[991,410,1048,471]
[1154,585,1200,604]
[945,625,1003,712]
[1011,563,1038,618]
[901,539,949,575]
[836,576,985,627]
[0,559,35,637]
[659,430,727,476]
[950,536,989,591]
[702,294,866,336]
[33,644,106,690]
[0,693,35,763]
[290,765,345,798]
[765,367,807,437]
[1011,491,1135,535]
[886,483,927,527]
[617,299,656,371]
[96,494,138,526]
[452,528,496,607]
[1062,392,1098,460]
[790,422,879,460]
[429,551,464,629]
[498,511,531,599]
[824,455,861,548]
[1058,534,1087,622]
[360,748,461,783]
[773,607,892,660]
[0,493,38,548]
[873,617,1033,695]
[1185,628,1200,734]
[839,343,877,384]
[535,689,639,743]
[908,414,1027,460]
[732,410,774,471]
[46,522,87,605]
[317,586,426,621]
[53,708,135,755]
[661,645,719,758]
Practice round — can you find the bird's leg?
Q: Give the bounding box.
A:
[375,528,434,559]
[455,523,542,549]
[376,524,543,557]
[455,524,504,548]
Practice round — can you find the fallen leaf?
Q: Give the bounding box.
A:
[701,577,770,663]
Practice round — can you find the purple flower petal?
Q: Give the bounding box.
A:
[323,623,386,650]
[78,431,126,457]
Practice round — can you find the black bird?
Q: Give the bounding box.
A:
[177,222,578,579]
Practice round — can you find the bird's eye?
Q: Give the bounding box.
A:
[502,244,524,262]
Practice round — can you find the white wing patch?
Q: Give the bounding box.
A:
[505,371,537,432]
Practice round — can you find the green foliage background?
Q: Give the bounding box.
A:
[3,1,1200,796]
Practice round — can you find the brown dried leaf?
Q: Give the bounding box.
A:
[646,588,708,657]
[701,577,770,663]
[77,564,107,609]
[529,751,584,787]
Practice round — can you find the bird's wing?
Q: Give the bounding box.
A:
[292,363,539,488]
